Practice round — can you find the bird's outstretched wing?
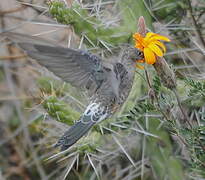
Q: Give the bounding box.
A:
[2,32,58,46]
[4,33,113,93]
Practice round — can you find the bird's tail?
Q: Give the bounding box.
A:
[55,120,95,151]
[55,103,108,151]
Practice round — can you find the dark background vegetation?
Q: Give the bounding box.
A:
[0,0,205,179]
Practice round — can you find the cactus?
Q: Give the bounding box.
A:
[49,1,152,49]
[42,95,80,125]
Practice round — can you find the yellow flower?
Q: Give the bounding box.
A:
[133,32,170,64]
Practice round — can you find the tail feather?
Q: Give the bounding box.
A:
[55,120,95,151]
[55,102,109,151]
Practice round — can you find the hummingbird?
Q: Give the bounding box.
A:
[4,32,144,151]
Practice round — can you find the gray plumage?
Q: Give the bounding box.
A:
[4,32,143,151]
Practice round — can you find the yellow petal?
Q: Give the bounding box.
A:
[144,32,156,41]
[150,34,170,42]
[133,33,140,38]
[144,48,156,64]
[154,41,166,53]
[148,43,163,57]
[133,33,142,41]
[135,43,144,51]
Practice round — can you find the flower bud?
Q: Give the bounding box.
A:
[153,57,177,89]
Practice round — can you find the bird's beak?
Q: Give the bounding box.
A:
[136,59,145,63]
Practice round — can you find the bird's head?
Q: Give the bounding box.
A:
[127,47,144,62]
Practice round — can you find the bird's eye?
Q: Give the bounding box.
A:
[137,51,143,57]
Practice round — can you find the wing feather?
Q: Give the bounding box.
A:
[3,32,120,97]
[17,42,110,92]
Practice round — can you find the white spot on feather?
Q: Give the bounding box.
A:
[83,103,108,123]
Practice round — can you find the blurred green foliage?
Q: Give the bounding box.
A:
[150,0,186,23]
[128,99,184,180]
[49,0,152,49]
